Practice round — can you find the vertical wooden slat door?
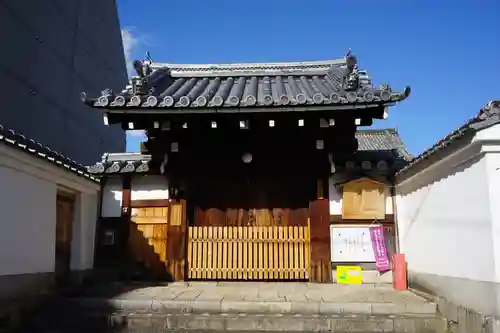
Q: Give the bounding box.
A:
[187,225,310,280]
[55,193,75,284]
[129,207,169,279]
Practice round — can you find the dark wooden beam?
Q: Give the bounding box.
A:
[309,196,332,283]
[121,176,132,218]
[120,176,132,257]
[131,199,171,208]
[108,105,387,127]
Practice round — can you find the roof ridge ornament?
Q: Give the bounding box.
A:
[379,83,392,92]
[132,52,154,95]
[478,100,500,120]
[342,48,359,91]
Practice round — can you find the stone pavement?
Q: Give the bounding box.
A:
[72,282,437,316]
[22,283,444,332]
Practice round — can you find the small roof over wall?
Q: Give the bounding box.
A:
[86,128,411,175]
[0,124,99,182]
[81,52,411,123]
[396,100,500,178]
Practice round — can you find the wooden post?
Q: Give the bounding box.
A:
[166,199,187,281]
[390,181,401,254]
[121,176,132,263]
[121,176,132,218]
[309,178,332,283]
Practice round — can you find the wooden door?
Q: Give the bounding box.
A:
[128,207,169,279]
[55,193,75,284]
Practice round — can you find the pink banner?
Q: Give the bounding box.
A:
[369,225,390,272]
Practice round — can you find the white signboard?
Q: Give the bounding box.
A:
[330,226,375,262]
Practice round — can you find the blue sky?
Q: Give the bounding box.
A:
[118,0,500,156]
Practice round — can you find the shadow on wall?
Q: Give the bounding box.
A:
[128,223,173,281]
[93,216,175,281]
[17,222,173,333]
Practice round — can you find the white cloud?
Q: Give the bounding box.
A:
[121,28,140,75]
[127,130,146,137]
[121,27,155,76]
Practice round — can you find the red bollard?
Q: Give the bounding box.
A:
[392,254,408,290]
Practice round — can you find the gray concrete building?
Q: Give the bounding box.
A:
[0,0,127,165]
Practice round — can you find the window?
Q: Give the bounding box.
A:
[102,230,115,246]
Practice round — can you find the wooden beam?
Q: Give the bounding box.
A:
[121,176,132,256]
[330,214,395,224]
[309,197,332,283]
[131,199,171,208]
[121,177,131,218]
[390,184,401,253]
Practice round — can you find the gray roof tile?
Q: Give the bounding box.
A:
[84,58,410,111]
[356,129,408,152]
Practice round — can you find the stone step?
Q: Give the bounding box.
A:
[62,297,438,316]
[23,310,446,333]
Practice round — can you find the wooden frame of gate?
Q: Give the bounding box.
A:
[126,199,317,281]
[187,220,311,280]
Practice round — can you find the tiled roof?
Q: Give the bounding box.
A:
[87,128,410,175]
[396,100,500,176]
[0,125,99,182]
[355,129,412,171]
[83,57,410,112]
[357,129,410,154]
[86,152,151,174]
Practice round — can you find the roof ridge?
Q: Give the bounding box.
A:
[357,128,397,133]
[150,59,346,70]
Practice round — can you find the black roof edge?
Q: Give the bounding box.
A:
[0,124,99,183]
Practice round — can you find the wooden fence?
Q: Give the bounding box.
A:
[187,224,310,280]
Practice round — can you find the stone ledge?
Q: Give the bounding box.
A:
[38,312,446,333]
[66,297,437,316]
[410,287,500,333]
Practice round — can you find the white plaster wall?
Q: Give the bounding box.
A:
[0,145,100,276]
[486,150,500,284]
[0,164,57,275]
[70,192,98,271]
[473,122,500,143]
[395,149,495,283]
[101,175,169,218]
[131,175,169,201]
[328,176,393,216]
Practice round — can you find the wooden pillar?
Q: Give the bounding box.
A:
[166,199,187,281]
[121,176,132,261]
[309,178,332,283]
[121,177,132,218]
